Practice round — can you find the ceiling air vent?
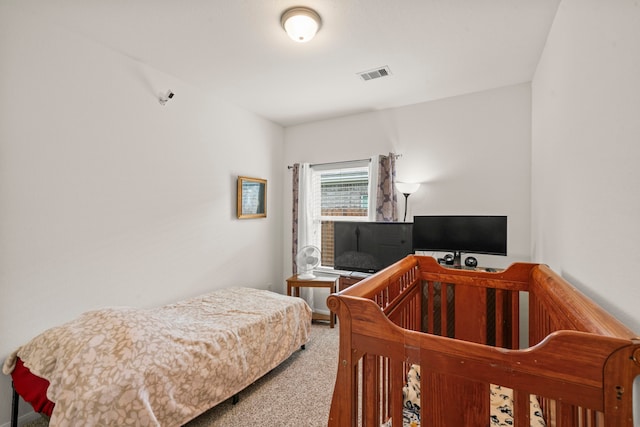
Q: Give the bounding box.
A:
[357,66,392,81]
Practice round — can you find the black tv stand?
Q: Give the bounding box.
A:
[452,251,463,267]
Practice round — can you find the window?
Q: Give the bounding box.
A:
[309,160,372,267]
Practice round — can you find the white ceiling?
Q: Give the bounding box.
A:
[11,0,561,127]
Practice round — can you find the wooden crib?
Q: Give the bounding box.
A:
[326,255,640,426]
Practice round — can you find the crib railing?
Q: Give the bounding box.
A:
[526,264,639,426]
[327,255,640,427]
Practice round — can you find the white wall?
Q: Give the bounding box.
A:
[0,4,284,425]
[532,1,640,422]
[532,0,640,333]
[283,84,532,311]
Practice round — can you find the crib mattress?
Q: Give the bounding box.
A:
[4,288,311,426]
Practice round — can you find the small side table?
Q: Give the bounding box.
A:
[287,274,338,328]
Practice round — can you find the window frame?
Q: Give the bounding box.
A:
[309,159,374,268]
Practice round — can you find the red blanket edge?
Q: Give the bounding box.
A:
[11,357,55,417]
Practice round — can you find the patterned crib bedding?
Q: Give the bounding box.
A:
[3,288,311,427]
[382,365,546,427]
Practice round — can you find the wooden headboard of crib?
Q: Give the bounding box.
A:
[326,255,640,426]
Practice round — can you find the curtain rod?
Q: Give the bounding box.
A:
[287,154,401,169]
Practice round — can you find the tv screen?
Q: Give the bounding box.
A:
[333,222,413,273]
[412,215,507,257]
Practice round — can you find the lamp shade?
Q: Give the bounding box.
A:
[281,7,321,43]
[395,182,420,195]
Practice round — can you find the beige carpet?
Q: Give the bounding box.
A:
[24,323,338,427]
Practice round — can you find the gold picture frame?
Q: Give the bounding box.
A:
[237,176,267,219]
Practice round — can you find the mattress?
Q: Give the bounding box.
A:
[4,288,312,426]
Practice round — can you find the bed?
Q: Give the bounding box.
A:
[327,255,640,426]
[4,287,312,427]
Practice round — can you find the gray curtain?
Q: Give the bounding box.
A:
[291,163,300,274]
[375,153,398,222]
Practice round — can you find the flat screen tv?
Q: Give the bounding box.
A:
[333,222,413,273]
[412,215,507,266]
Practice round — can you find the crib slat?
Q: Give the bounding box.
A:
[454,284,487,344]
[352,367,360,427]
[382,357,389,424]
[390,361,403,427]
[495,289,505,347]
[556,401,578,426]
[542,398,556,426]
[362,354,379,425]
[440,282,448,336]
[426,281,434,333]
[510,290,520,349]
[422,370,439,426]
[513,390,530,426]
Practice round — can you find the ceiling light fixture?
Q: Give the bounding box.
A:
[281,7,321,43]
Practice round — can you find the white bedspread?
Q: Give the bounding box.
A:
[3,288,311,426]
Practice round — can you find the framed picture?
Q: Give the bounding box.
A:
[237,176,267,219]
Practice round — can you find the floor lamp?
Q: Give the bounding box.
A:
[395,182,420,222]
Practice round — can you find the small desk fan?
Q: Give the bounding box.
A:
[296,245,321,279]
